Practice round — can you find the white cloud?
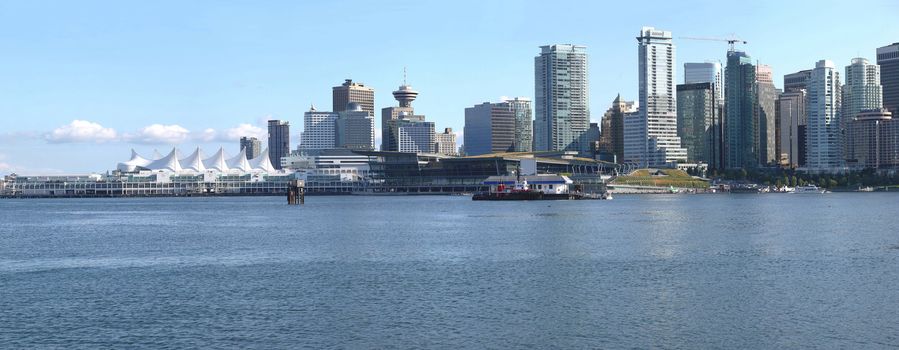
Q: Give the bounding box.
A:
[221,123,266,141]
[190,124,267,143]
[45,120,118,143]
[196,128,218,142]
[125,124,190,144]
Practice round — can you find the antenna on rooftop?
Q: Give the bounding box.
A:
[403,66,407,85]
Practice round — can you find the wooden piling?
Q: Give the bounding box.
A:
[288,179,305,205]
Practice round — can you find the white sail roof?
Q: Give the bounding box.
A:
[226,148,252,172]
[152,149,164,159]
[116,149,153,172]
[145,147,183,172]
[249,147,276,172]
[179,147,206,172]
[202,147,230,172]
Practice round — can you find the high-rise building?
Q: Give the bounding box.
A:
[625,27,686,167]
[505,97,533,152]
[676,82,721,168]
[877,43,899,114]
[464,102,516,156]
[332,79,375,116]
[435,128,458,156]
[598,95,635,163]
[757,64,778,165]
[684,62,723,106]
[806,60,843,171]
[394,116,435,153]
[534,44,589,152]
[784,69,813,92]
[724,50,758,169]
[381,81,435,153]
[585,122,601,158]
[239,136,262,160]
[843,58,883,119]
[299,107,338,153]
[336,102,375,151]
[775,90,807,167]
[267,120,290,169]
[846,108,899,169]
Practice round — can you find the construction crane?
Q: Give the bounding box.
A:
[680,36,747,51]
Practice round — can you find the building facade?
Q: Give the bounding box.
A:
[598,95,634,164]
[299,108,338,153]
[846,109,899,169]
[395,117,435,153]
[239,136,262,160]
[336,103,375,151]
[843,58,883,120]
[784,69,812,93]
[806,60,843,171]
[877,43,899,114]
[435,128,458,156]
[775,90,807,167]
[464,102,515,156]
[684,62,723,106]
[332,79,375,116]
[676,82,720,168]
[505,97,533,152]
[534,44,589,152]
[757,64,778,165]
[267,120,290,169]
[627,27,686,167]
[724,50,758,169]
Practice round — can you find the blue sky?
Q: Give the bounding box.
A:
[1,0,896,173]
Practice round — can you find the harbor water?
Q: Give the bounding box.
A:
[2,194,899,348]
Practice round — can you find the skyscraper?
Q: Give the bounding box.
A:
[684,62,723,106]
[505,97,533,152]
[843,58,883,119]
[877,43,899,114]
[806,60,843,171]
[676,82,720,168]
[724,50,757,169]
[464,102,516,156]
[845,108,899,169]
[299,107,338,153]
[775,90,807,167]
[757,64,778,165]
[626,27,686,167]
[336,102,375,151]
[598,95,635,163]
[381,82,422,151]
[332,79,375,116]
[534,44,589,152]
[239,136,262,160]
[267,120,290,169]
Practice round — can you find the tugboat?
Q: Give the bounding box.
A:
[472,174,584,200]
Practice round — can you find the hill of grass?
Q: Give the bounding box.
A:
[612,168,708,188]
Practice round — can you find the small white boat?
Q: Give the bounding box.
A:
[792,185,827,194]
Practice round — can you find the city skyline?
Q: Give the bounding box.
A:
[1,0,898,173]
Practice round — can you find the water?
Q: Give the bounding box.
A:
[2,194,899,349]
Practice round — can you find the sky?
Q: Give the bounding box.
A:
[1,0,897,174]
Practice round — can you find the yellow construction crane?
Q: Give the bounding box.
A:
[680,36,747,51]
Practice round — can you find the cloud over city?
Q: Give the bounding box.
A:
[42,120,269,145]
[45,120,118,143]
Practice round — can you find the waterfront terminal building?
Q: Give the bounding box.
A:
[1,147,621,197]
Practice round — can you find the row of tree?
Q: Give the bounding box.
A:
[710,167,899,189]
